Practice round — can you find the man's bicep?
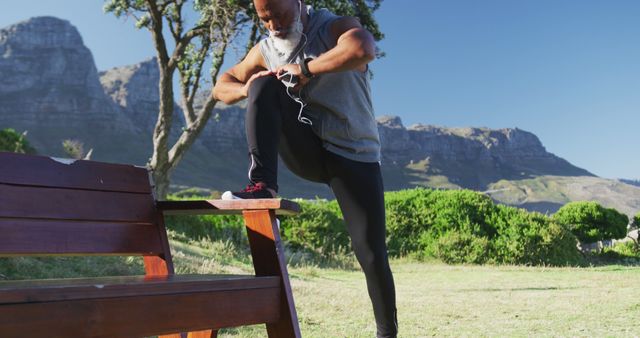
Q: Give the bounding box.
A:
[227,44,267,83]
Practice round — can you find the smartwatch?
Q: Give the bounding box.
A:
[300,57,315,79]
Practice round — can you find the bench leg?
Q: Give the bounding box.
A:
[243,210,301,338]
[187,329,218,337]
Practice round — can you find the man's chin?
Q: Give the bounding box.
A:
[273,32,289,39]
[271,35,301,57]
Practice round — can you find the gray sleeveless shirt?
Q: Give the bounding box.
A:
[259,6,381,163]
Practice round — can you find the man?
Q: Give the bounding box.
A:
[212,0,397,336]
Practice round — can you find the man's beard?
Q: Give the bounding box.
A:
[269,5,304,62]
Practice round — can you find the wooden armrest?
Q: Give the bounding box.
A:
[157,199,301,216]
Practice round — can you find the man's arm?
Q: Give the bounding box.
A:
[307,17,376,74]
[275,17,376,85]
[213,44,271,105]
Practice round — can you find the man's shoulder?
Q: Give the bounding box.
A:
[307,6,341,39]
[309,7,341,23]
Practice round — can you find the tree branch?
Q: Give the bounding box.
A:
[186,38,211,113]
[167,19,179,41]
[167,95,217,170]
[168,36,228,170]
[146,0,170,66]
[167,25,208,70]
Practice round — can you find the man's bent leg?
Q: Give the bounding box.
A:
[326,151,398,338]
[245,76,288,191]
[245,75,329,191]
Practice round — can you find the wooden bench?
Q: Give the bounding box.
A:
[0,152,302,338]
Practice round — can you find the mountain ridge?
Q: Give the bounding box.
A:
[1,16,638,216]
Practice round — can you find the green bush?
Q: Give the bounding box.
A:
[163,193,247,245]
[425,231,490,264]
[385,188,497,257]
[164,214,247,246]
[597,242,640,262]
[280,199,351,256]
[490,206,582,266]
[385,188,581,266]
[163,188,585,266]
[553,201,629,243]
[0,128,35,154]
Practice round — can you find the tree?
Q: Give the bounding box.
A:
[0,128,36,154]
[553,201,629,244]
[104,0,384,199]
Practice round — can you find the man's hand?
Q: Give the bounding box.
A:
[275,64,310,92]
[241,70,275,97]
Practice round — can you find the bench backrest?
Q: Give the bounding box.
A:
[0,152,171,271]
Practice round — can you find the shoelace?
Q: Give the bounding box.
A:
[241,184,264,193]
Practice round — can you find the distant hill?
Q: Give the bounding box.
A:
[619,179,640,188]
[1,16,638,216]
[487,176,640,215]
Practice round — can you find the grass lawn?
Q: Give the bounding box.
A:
[218,261,640,337]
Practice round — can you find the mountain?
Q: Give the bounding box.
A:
[376,116,592,191]
[1,16,639,216]
[0,16,151,165]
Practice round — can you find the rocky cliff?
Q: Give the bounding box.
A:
[377,116,592,190]
[0,17,140,162]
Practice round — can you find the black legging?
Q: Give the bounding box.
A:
[245,75,398,338]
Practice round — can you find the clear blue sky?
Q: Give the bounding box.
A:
[1,1,638,180]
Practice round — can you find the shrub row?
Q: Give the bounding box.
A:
[280,189,583,266]
[167,188,587,266]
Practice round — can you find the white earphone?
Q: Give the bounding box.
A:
[281,0,312,125]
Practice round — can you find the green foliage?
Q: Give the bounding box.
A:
[279,199,350,256]
[171,187,220,199]
[165,214,248,246]
[62,139,93,159]
[162,188,585,266]
[425,231,490,264]
[385,188,497,257]
[0,128,35,154]
[632,212,640,229]
[306,0,384,41]
[0,256,142,280]
[593,241,640,264]
[386,188,581,266]
[553,201,629,243]
[489,206,582,266]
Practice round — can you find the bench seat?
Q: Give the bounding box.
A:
[0,274,282,337]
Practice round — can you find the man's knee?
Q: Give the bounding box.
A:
[248,75,282,102]
[352,242,390,272]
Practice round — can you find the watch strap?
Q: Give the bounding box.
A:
[300,57,315,78]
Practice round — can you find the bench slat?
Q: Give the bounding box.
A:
[0,183,156,222]
[0,219,163,255]
[0,274,280,304]
[0,152,151,193]
[0,285,281,338]
[158,199,301,216]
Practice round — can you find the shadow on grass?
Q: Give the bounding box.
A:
[455,286,581,292]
